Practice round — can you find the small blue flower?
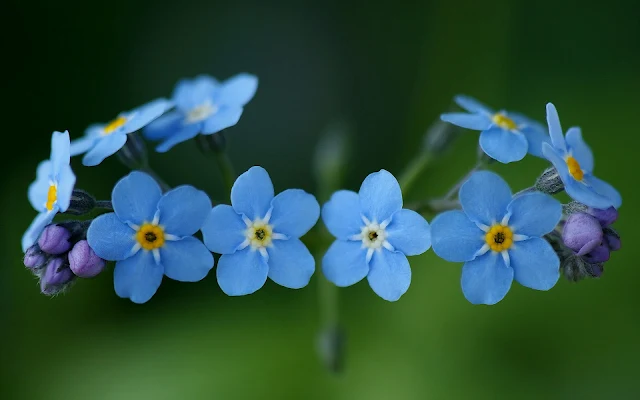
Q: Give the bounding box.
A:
[70,98,172,166]
[440,95,550,163]
[23,131,76,252]
[87,171,213,304]
[542,103,622,209]
[201,166,319,295]
[321,170,431,301]
[431,171,562,305]
[143,74,258,152]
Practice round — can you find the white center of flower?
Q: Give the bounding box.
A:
[350,216,394,262]
[238,210,287,259]
[186,100,218,123]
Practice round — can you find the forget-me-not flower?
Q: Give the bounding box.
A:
[440,95,550,163]
[87,171,213,304]
[321,170,431,302]
[70,98,172,166]
[431,171,562,305]
[201,166,319,295]
[23,131,76,252]
[541,103,621,209]
[143,74,258,152]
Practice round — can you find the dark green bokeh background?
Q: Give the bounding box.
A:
[3,1,639,399]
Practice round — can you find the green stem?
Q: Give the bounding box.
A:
[140,165,171,192]
[444,160,484,200]
[398,152,433,195]
[214,151,236,198]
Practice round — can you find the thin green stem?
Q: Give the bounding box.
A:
[444,160,484,200]
[214,151,236,198]
[398,152,433,195]
[95,200,113,210]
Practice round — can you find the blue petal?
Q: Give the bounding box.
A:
[542,143,570,178]
[322,240,369,287]
[114,250,164,304]
[230,166,274,220]
[266,238,315,289]
[269,189,320,238]
[565,127,594,173]
[21,211,55,252]
[69,135,96,156]
[173,75,219,112]
[509,238,559,290]
[454,95,493,114]
[202,107,244,134]
[55,164,76,212]
[430,210,485,262]
[155,123,201,153]
[82,133,128,166]
[161,237,214,282]
[321,190,362,240]
[507,192,562,237]
[112,171,162,226]
[545,103,566,152]
[143,111,185,141]
[359,169,402,223]
[50,131,71,176]
[385,209,431,256]
[585,175,622,208]
[479,127,528,163]
[35,160,53,180]
[157,185,212,237]
[201,205,246,254]
[28,174,49,212]
[216,249,269,296]
[440,113,492,131]
[519,124,550,158]
[459,171,512,226]
[122,98,173,134]
[565,177,617,209]
[367,250,411,302]
[216,73,258,107]
[461,252,513,305]
[87,213,137,261]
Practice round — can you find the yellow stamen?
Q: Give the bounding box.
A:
[45,184,57,211]
[247,222,273,248]
[103,116,128,135]
[136,223,165,250]
[484,224,514,252]
[492,113,517,131]
[566,156,584,181]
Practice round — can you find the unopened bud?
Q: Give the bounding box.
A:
[588,206,618,226]
[40,258,75,295]
[116,133,148,169]
[65,189,97,215]
[562,213,603,256]
[69,240,106,278]
[535,167,564,194]
[562,201,588,216]
[38,225,71,255]
[24,246,47,271]
[560,254,590,282]
[584,243,610,264]
[603,228,621,251]
[196,131,227,154]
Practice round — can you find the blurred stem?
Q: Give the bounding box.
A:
[398,152,433,195]
[214,152,236,198]
[444,160,485,200]
[410,198,461,217]
[95,200,113,210]
[140,165,171,192]
[195,132,236,198]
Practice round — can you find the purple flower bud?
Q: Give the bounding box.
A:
[588,263,604,278]
[604,228,621,252]
[40,258,74,295]
[588,206,618,227]
[562,213,603,255]
[24,246,47,270]
[38,225,71,255]
[69,240,106,278]
[584,243,611,264]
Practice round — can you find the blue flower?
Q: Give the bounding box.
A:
[23,131,76,252]
[87,171,213,304]
[542,103,622,209]
[431,171,562,305]
[440,95,550,163]
[321,170,431,301]
[143,74,258,152]
[70,98,172,166]
[201,166,319,295]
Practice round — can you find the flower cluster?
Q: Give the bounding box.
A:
[21,79,621,312]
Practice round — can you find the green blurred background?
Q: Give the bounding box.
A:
[3,0,639,399]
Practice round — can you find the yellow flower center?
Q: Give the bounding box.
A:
[246,222,273,248]
[46,184,57,211]
[485,224,514,252]
[103,116,128,135]
[136,223,165,251]
[566,156,584,181]
[492,113,517,131]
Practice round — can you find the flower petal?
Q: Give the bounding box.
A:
[28,174,49,212]
[201,205,246,254]
[564,177,617,209]
[55,164,76,212]
[157,185,212,237]
[585,175,622,209]
[386,209,431,256]
[122,98,173,134]
[267,238,315,289]
[230,166,274,220]
[202,107,244,134]
[269,189,320,238]
[520,124,550,158]
[359,169,402,223]
[367,250,411,302]
[155,123,201,153]
[430,210,485,262]
[114,251,164,304]
[565,127,594,173]
[87,213,137,261]
[545,103,566,152]
[216,73,258,107]
[542,143,571,178]
[143,111,185,141]
[216,249,269,296]
[459,171,511,226]
[21,211,55,252]
[321,190,362,240]
[507,192,562,237]
[461,252,513,305]
[479,127,528,163]
[112,171,162,226]
[50,131,71,175]
[161,237,214,282]
[454,95,493,114]
[173,75,219,112]
[70,135,96,156]
[82,133,128,166]
[509,238,559,291]
[322,240,369,287]
[440,113,492,130]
